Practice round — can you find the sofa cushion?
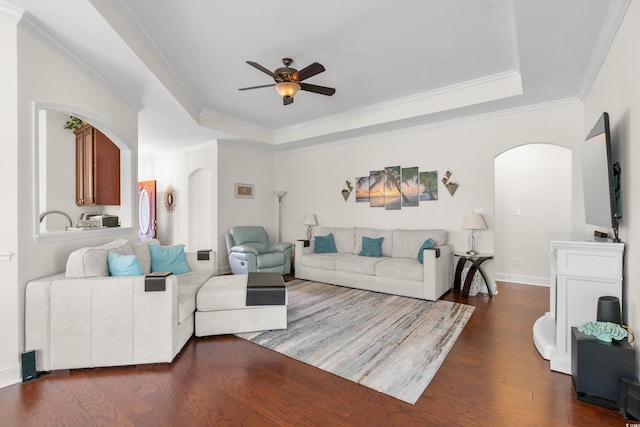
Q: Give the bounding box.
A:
[176,270,215,286]
[150,244,191,274]
[315,227,355,253]
[354,228,393,256]
[302,253,352,270]
[107,252,143,276]
[133,239,160,274]
[375,258,424,282]
[257,252,286,269]
[65,238,133,278]
[359,237,384,257]
[314,233,337,253]
[391,229,447,259]
[335,255,389,275]
[177,283,201,324]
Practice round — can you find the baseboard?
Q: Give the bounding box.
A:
[495,273,549,287]
[0,362,21,389]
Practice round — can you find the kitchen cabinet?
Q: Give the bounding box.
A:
[74,123,120,206]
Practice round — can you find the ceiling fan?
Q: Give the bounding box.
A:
[239,57,336,105]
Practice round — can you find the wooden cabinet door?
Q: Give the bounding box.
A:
[74,124,120,206]
[93,128,120,205]
[75,125,94,205]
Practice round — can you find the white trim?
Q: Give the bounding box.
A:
[495,272,549,287]
[0,1,23,24]
[15,11,143,112]
[271,98,581,155]
[0,362,21,389]
[578,0,631,100]
[275,70,522,136]
[112,0,201,111]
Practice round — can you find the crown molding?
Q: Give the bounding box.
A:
[578,0,631,101]
[0,1,23,24]
[14,9,144,112]
[274,69,522,138]
[111,0,202,113]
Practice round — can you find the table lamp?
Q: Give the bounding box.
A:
[463,212,487,255]
[303,213,318,240]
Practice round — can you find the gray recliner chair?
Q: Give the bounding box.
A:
[225,226,292,275]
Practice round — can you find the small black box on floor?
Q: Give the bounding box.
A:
[246,272,286,306]
[21,350,37,382]
[571,327,636,409]
[197,249,212,260]
[145,272,172,292]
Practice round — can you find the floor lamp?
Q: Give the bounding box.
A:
[274,191,287,242]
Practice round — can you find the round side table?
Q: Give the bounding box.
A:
[453,251,494,297]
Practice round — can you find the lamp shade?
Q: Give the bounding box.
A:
[303,213,318,226]
[274,82,300,98]
[463,212,487,230]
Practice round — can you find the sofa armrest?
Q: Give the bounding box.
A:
[267,242,292,253]
[294,240,315,273]
[185,251,216,273]
[230,244,259,255]
[25,274,180,371]
[422,244,453,301]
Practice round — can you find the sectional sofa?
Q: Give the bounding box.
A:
[25,238,216,372]
[295,227,453,301]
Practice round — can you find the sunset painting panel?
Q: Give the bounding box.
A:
[369,170,385,207]
[356,176,370,202]
[419,171,438,201]
[384,166,401,210]
[401,167,419,207]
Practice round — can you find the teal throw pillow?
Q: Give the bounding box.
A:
[359,236,383,257]
[314,233,337,253]
[417,238,436,264]
[149,244,191,274]
[107,251,144,276]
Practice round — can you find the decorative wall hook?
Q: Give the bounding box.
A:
[342,180,353,201]
[441,170,459,196]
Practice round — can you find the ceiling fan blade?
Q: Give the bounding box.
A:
[246,61,280,80]
[300,82,336,96]
[294,62,325,81]
[283,96,294,106]
[238,84,275,91]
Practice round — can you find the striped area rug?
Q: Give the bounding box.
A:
[236,280,474,404]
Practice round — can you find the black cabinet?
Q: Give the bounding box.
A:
[571,327,636,409]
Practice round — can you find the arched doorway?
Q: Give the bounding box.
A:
[494,144,572,284]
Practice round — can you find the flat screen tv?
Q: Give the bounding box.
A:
[581,112,621,242]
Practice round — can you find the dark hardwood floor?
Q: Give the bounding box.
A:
[0,281,628,426]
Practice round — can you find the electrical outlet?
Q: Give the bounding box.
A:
[514,257,521,266]
[514,207,521,216]
[473,208,485,214]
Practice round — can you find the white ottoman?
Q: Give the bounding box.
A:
[195,274,287,336]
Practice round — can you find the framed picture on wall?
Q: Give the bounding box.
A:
[235,183,254,198]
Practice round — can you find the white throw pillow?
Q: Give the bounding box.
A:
[65,238,132,278]
[133,239,160,274]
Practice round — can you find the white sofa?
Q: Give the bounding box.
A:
[25,238,216,372]
[295,227,452,301]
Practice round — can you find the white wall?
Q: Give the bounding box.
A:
[275,102,585,289]
[138,142,218,257]
[0,17,20,388]
[583,0,640,371]
[495,144,572,284]
[217,143,276,273]
[1,24,139,387]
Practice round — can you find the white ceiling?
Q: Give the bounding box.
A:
[2,0,630,152]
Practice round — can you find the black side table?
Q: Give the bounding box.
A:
[453,251,494,297]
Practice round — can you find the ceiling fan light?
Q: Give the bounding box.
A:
[274,82,300,98]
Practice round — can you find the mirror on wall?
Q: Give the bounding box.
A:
[33,104,133,241]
